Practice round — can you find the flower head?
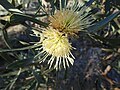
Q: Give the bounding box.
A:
[49,10,80,35]
[49,2,94,36]
[36,27,75,70]
[33,1,95,70]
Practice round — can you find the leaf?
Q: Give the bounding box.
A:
[101,48,114,52]
[0,0,22,13]
[19,41,30,45]
[0,68,29,77]
[84,0,94,8]
[88,11,120,32]
[0,16,10,21]
[0,5,8,15]
[4,68,22,90]
[59,0,68,10]
[10,13,48,27]
[79,0,94,11]
[1,22,19,61]
[0,44,41,53]
[117,29,120,34]
[9,9,23,13]
[0,53,14,63]
[28,80,37,90]
[1,23,12,49]
[32,66,45,84]
[8,68,22,90]
[91,34,120,48]
[42,68,54,75]
[7,59,33,69]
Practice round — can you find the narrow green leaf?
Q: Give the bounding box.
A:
[1,23,13,50]
[84,0,94,8]
[0,68,29,77]
[32,66,45,84]
[7,59,33,69]
[10,13,48,27]
[28,80,37,90]
[0,53,14,63]
[0,44,41,52]
[4,68,22,90]
[88,11,120,32]
[0,0,22,13]
[42,68,54,75]
[0,0,14,10]
[91,34,120,48]
[117,29,120,34]
[59,0,68,10]
[101,48,114,52]
[8,68,21,90]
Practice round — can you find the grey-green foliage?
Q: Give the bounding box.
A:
[0,0,120,90]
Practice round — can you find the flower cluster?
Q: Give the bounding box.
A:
[34,1,94,70]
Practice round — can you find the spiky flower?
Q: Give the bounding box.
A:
[36,27,75,70]
[49,2,94,36]
[34,0,95,70]
[49,10,80,35]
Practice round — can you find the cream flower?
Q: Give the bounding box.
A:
[33,1,95,70]
[35,27,75,70]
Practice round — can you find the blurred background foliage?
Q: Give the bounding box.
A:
[0,0,120,90]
